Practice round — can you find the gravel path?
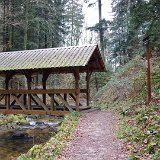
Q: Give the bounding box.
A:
[57,111,127,160]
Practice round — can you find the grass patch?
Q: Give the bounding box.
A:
[0,114,26,126]
[18,111,80,160]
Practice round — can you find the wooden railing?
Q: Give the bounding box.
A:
[0,89,85,115]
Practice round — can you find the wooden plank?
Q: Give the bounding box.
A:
[31,94,49,111]
[69,93,82,106]
[11,94,22,106]
[0,109,69,116]
[86,69,90,106]
[64,93,67,101]
[50,94,55,111]
[10,95,26,110]
[0,94,4,102]
[42,71,50,104]
[28,94,31,110]
[76,92,80,112]
[63,93,67,110]
[6,94,10,110]
[24,94,27,105]
[0,89,77,94]
[56,94,73,112]
[48,94,59,106]
[73,68,80,112]
[30,95,39,105]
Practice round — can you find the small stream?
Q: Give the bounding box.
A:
[0,116,62,160]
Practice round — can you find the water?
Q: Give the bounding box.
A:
[0,118,61,160]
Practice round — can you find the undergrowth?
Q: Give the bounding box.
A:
[118,102,160,160]
[0,114,26,125]
[18,111,80,160]
[96,56,160,159]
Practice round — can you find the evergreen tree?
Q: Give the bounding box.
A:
[64,0,84,46]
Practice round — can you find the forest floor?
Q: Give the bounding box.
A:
[56,110,127,160]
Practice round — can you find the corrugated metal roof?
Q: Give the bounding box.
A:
[0,44,103,71]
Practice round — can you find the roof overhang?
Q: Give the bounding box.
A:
[0,44,106,75]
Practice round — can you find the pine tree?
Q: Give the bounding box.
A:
[65,0,84,46]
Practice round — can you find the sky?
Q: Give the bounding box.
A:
[83,0,113,26]
[80,0,112,45]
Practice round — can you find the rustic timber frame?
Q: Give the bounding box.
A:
[0,44,105,116]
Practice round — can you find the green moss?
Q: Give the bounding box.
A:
[0,114,26,126]
[18,112,80,160]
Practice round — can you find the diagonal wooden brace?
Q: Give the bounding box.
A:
[31,94,49,111]
[56,94,73,112]
[11,94,26,110]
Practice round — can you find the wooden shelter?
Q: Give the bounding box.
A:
[0,44,105,115]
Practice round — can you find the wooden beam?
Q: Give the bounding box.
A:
[24,71,32,110]
[73,68,80,111]
[4,72,15,109]
[86,67,92,106]
[48,94,59,106]
[11,94,22,106]
[23,94,27,105]
[6,94,10,109]
[0,94,4,102]
[31,94,49,111]
[69,93,82,106]
[64,93,67,101]
[50,94,55,111]
[56,94,73,112]
[42,71,50,104]
[30,94,39,105]
[10,95,26,110]
[0,89,77,94]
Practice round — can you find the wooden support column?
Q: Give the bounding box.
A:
[50,94,55,111]
[86,68,92,106]
[23,94,27,105]
[5,72,15,109]
[5,79,10,109]
[42,71,50,105]
[73,68,80,112]
[64,93,67,110]
[64,94,67,101]
[24,71,32,110]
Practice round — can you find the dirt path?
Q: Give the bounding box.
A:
[57,111,127,160]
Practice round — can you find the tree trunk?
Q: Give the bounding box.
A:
[24,0,29,50]
[71,0,74,46]
[3,0,6,51]
[98,0,104,53]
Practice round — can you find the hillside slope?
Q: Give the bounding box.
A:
[96,56,160,159]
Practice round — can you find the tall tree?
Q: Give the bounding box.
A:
[65,0,84,46]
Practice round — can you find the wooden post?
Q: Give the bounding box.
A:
[64,93,67,101]
[24,72,32,110]
[42,71,50,105]
[64,93,67,110]
[42,79,46,104]
[23,94,27,105]
[86,70,90,106]
[5,72,14,109]
[86,67,92,106]
[50,94,55,111]
[73,68,80,112]
[5,81,10,109]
